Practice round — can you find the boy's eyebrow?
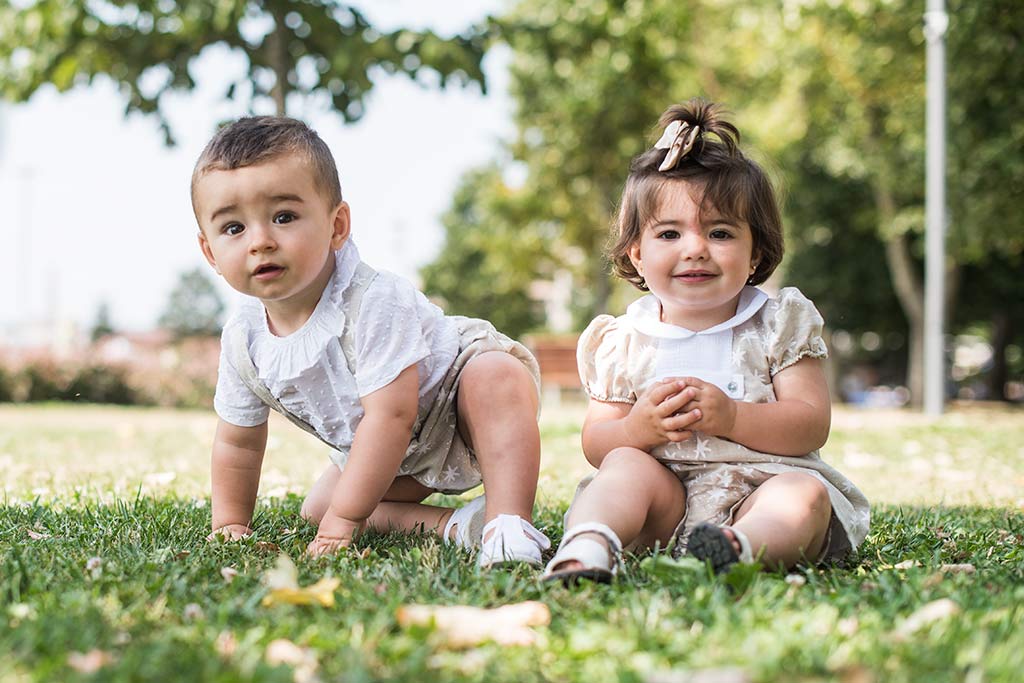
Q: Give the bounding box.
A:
[208,194,306,222]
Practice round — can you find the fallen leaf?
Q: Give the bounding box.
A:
[261,554,340,607]
[396,601,550,648]
[221,567,239,583]
[26,529,50,540]
[893,560,919,570]
[894,598,960,639]
[174,550,191,560]
[215,630,237,658]
[939,563,975,574]
[784,574,807,587]
[645,667,751,683]
[265,639,319,683]
[67,650,114,673]
[256,541,280,553]
[183,603,204,621]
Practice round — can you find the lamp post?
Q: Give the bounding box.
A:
[923,0,948,416]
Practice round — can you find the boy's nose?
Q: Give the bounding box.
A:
[247,223,277,252]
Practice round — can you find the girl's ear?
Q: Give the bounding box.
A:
[628,241,643,277]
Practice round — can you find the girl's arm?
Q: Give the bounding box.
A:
[209,418,268,538]
[582,379,700,467]
[310,364,419,555]
[683,357,831,456]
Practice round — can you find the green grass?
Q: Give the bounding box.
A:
[2,402,1023,682]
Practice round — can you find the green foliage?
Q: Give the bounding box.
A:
[0,0,489,144]
[90,301,115,343]
[420,166,546,338]
[159,267,225,339]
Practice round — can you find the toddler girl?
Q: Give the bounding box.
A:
[191,116,550,566]
[543,99,869,582]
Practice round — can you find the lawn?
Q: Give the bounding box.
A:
[1,401,1022,682]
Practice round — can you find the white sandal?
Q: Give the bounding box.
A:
[443,495,487,550]
[542,522,623,584]
[686,522,753,573]
[477,514,551,568]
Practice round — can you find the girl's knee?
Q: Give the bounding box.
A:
[462,352,535,398]
[299,497,325,524]
[776,472,830,513]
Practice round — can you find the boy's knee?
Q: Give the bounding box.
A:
[299,498,325,524]
[463,352,532,395]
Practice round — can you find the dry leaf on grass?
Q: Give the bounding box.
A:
[265,639,320,683]
[939,563,975,574]
[26,529,50,540]
[221,567,239,583]
[396,601,551,648]
[645,667,751,683]
[894,598,960,639]
[67,649,115,673]
[261,554,340,607]
[255,541,281,553]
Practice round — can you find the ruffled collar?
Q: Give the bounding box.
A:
[625,286,769,339]
[241,240,362,380]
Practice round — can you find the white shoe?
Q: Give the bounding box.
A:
[542,522,623,584]
[477,514,551,568]
[443,495,487,550]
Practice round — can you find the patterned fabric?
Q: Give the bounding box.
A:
[572,286,869,560]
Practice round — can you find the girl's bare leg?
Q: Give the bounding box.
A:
[729,471,832,569]
[553,447,687,572]
[455,351,541,527]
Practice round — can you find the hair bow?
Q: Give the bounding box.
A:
[655,121,700,172]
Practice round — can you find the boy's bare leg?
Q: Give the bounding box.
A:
[455,351,541,526]
[302,467,457,536]
[729,471,832,569]
[553,447,686,572]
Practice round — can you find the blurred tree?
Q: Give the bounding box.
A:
[159,267,225,338]
[90,301,115,342]
[0,0,488,144]
[420,165,546,338]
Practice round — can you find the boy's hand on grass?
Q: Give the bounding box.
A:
[208,524,253,542]
[624,379,700,450]
[306,512,363,557]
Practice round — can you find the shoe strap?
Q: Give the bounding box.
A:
[558,522,624,567]
[482,514,552,551]
[722,525,754,563]
[443,496,484,548]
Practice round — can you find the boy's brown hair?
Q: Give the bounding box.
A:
[609,98,784,289]
[190,116,343,214]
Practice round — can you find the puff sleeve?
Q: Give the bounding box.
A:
[352,274,432,397]
[766,287,829,376]
[576,315,636,403]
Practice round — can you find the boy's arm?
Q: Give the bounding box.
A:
[209,418,268,538]
[581,380,700,467]
[310,364,419,554]
[683,358,831,456]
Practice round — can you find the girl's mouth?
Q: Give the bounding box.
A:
[674,271,716,282]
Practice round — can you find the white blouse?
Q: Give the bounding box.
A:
[213,241,460,451]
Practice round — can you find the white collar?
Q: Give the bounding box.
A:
[625,286,769,339]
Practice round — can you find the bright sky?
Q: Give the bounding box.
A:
[0,1,511,333]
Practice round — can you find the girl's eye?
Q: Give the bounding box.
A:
[656,230,680,240]
[274,212,296,224]
[710,228,733,240]
[223,223,244,236]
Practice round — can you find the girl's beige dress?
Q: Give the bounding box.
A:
[575,286,870,562]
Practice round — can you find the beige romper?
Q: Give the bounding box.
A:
[573,286,870,562]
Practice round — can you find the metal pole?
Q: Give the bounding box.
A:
[923,0,948,416]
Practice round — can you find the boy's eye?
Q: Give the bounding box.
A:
[274,212,296,224]
[223,223,245,236]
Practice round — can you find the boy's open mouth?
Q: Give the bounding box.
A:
[253,264,285,278]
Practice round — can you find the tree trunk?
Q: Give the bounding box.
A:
[268,10,290,116]
[988,310,1011,401]
[877,189,925,406]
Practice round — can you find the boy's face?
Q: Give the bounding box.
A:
[194,155,349,312]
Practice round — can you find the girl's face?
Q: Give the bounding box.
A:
[628,182,758,331]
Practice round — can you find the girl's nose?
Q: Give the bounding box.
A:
[679,232,708,260]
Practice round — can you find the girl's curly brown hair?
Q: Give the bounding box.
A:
[609,98,784,290]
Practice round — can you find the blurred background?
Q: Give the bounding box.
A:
[0,0,1020,411]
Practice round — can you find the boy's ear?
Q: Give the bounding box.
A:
[197,231,222,275]
[331,201,352,248]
